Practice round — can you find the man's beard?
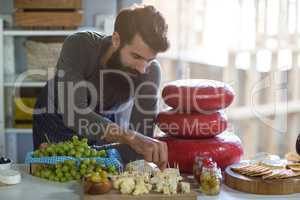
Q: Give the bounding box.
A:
[106,48,140,77]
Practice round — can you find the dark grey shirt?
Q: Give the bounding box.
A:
[49,31,161,140]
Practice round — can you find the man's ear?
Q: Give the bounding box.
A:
[111,32,121,50]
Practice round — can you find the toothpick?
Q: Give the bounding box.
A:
[44,134,51,144]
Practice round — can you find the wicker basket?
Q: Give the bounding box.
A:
[25,149,123,176]
[25,39,63,80]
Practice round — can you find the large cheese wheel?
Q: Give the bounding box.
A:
[158,132,243,173]
[162,79,235,112]
[156,110,227,138]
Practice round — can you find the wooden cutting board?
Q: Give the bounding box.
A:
[84,189,198,200]
[224,163,300,195]
[84,176,199,200]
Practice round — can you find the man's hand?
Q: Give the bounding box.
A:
[102,123,168,170]
[125,131,168,170]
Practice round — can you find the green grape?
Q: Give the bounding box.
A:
[64,172,72,179]
[80,165,87,172]
[83,150,91,157]
[72,136,79,141]
[44,169,51,178]
[43,151,49,157]
[57,148,65,156]
[56,171,63,178]
[62,165,69,172]
[100,171,108,179]
[73,140,80,146]
[49,175,55,181]
[91,172,100,177]
[107,165,116,173]
[55,163,63,169]
[33,171,41,177]
[64,160,75,166]
[69,149,76,156]
[80,169,86,176]
[75,153,82,158]
[80,144,89,149]
[86,167,94,174]
[95,166,102,172]
[90,149,97,157]
[40,171,46,178]
[55,167,61,173]
[75,174,81,180]
[68,143,74,149]
[65,176,72,182]
[62,147,68,153]
[91,159,97,165]
[70,165,77,171]
[83,159,90,165]
[33,150,40,158]
[98,162,106,169]
[97,150,107,157]
[70,169,77,177]
[46,147,53,153]
[77,147,85,153]
[60,177,67,182]
[82,138,88,144]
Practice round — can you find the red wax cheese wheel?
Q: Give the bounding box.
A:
[156,110,227,138]
[158,132,243,173]
[162,79,235,112]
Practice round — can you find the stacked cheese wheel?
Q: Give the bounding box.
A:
[156,79,243,173]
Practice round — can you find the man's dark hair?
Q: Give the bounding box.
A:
[114,4,169,53]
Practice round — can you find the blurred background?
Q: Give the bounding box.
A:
[0,0,299,163]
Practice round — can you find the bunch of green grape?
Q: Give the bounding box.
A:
[32,159,118,182]
[33,136,107,158]
[79,159,117,177]
[32,160,80,182]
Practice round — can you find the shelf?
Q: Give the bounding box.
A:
[4,74,46,87]
[3,30,77,36]
[5,128,32,134]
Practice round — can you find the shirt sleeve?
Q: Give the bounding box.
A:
[129,61,161,137]
[56,32,112,142]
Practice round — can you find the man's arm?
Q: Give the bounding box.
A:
[56,32,114,142]
[129,61,161,137]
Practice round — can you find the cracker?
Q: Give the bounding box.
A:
[289,166,300,172]
[240,165,261,175]
[287,163,300,168]
[231,165,251,172]
[233,164,273,177]
[285,171,300,178]
[245,166,268,176]
[250,169,273,177]
[262,169,286,179]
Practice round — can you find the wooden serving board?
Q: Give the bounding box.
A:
[224,163,300,195]
[84,176,199,200]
